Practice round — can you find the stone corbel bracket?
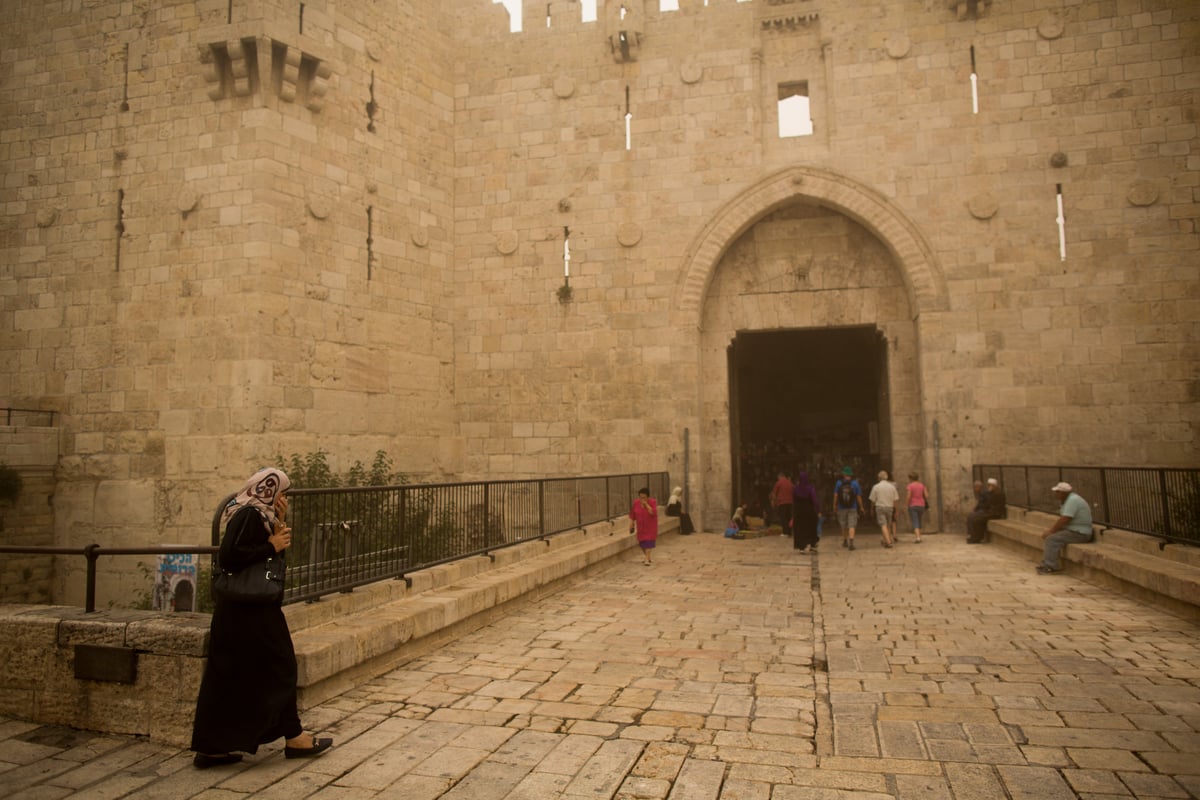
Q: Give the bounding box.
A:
[199,23,336,112]
[947,0,991,21]
[759,0,820,33]
[605,0,644,63]
[761,12,819,32]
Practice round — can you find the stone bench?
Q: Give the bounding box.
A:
[987,508,1200,621]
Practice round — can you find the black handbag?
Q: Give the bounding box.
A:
[212,556,285,605]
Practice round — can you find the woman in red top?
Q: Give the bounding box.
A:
[629,487,659,565]
[905,473,928,543]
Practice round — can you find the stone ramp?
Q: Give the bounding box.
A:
[986,508,1200,621]
[286,517,663,708]
[1,532,1199,799]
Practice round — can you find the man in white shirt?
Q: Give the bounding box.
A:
[868,470,900,548]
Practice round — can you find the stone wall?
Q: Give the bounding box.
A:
[0,426,59,604]
[1,0,1196,563]
[447,0,1198,529]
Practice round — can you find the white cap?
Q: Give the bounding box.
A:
[987,478,998,486]
[1052,482,1072,493]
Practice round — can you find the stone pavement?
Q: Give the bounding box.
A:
[2,530,1199,799]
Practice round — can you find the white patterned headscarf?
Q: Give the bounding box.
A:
[220,467,291,529]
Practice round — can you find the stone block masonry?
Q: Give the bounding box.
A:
[0,0,1195,583]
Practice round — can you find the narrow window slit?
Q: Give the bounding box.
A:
[546,3,551,27]
[970,45,979,114]
[1055,184,1066,261]
[563,226,571,283]
[227,0,233,24]
[120,43,130,111]
[366,206,375,280]
[115,189,125,271]
[624,85,632,151]
[299,3,305,34]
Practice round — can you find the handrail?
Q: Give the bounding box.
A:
[3,471,670,612]
[972,464,1199,547]
[0,544,218,612]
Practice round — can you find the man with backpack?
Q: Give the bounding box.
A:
[834,466,865,551]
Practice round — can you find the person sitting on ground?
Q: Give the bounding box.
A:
[868,470,899,548]
[731,503,747,531]
[1037,482,1093,574]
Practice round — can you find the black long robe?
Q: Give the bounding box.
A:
[190,506,302,754]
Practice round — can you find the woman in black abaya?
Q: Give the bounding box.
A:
[190,467,333,769]
[791,470,821,553]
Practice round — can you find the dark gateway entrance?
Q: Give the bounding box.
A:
[728,326,891,519]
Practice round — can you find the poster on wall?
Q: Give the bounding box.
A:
[153,552,198,612]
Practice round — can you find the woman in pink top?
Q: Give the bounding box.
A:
[905,473,928,543]
[629,487,659,565]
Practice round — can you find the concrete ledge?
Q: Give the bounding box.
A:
[987,509,1200,621]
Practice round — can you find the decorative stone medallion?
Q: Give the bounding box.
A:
[680,61,702,85]
[1127,181,1158,207]
[306,195,333,220]
[177,188,200,215]
[35,207,57,227]
[968,192,998,220]
[885,33,911,59]
[617,222,642,247]
[553,76,575,99]
[496,231,518,254]
[411,228,430,247]
[1037,15,1064,40]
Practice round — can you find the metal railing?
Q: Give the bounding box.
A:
[0,544,217,612]
[972,464,1200,547]
[0,471,669,612]
[226,471,669,604]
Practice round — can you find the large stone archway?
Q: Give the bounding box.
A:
[678,166,948,325]
[677,167,947,531]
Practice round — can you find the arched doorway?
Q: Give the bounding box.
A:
[678,168,946,531]
[728,326,890,519]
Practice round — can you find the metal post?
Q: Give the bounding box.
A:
[84,544,100,612]
[683,427,690,514]
[1158,469,1172,539]
[932,419,942,533]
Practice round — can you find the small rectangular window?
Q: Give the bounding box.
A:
[778,82,813,138]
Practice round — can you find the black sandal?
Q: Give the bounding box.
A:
[284,737,334,759]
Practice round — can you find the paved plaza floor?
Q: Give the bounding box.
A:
[2,530,1199,799]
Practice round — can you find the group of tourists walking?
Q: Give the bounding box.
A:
[769,466,930,552]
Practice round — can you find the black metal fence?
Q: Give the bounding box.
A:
[214,471,670,604]
[972,464,1200,547]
